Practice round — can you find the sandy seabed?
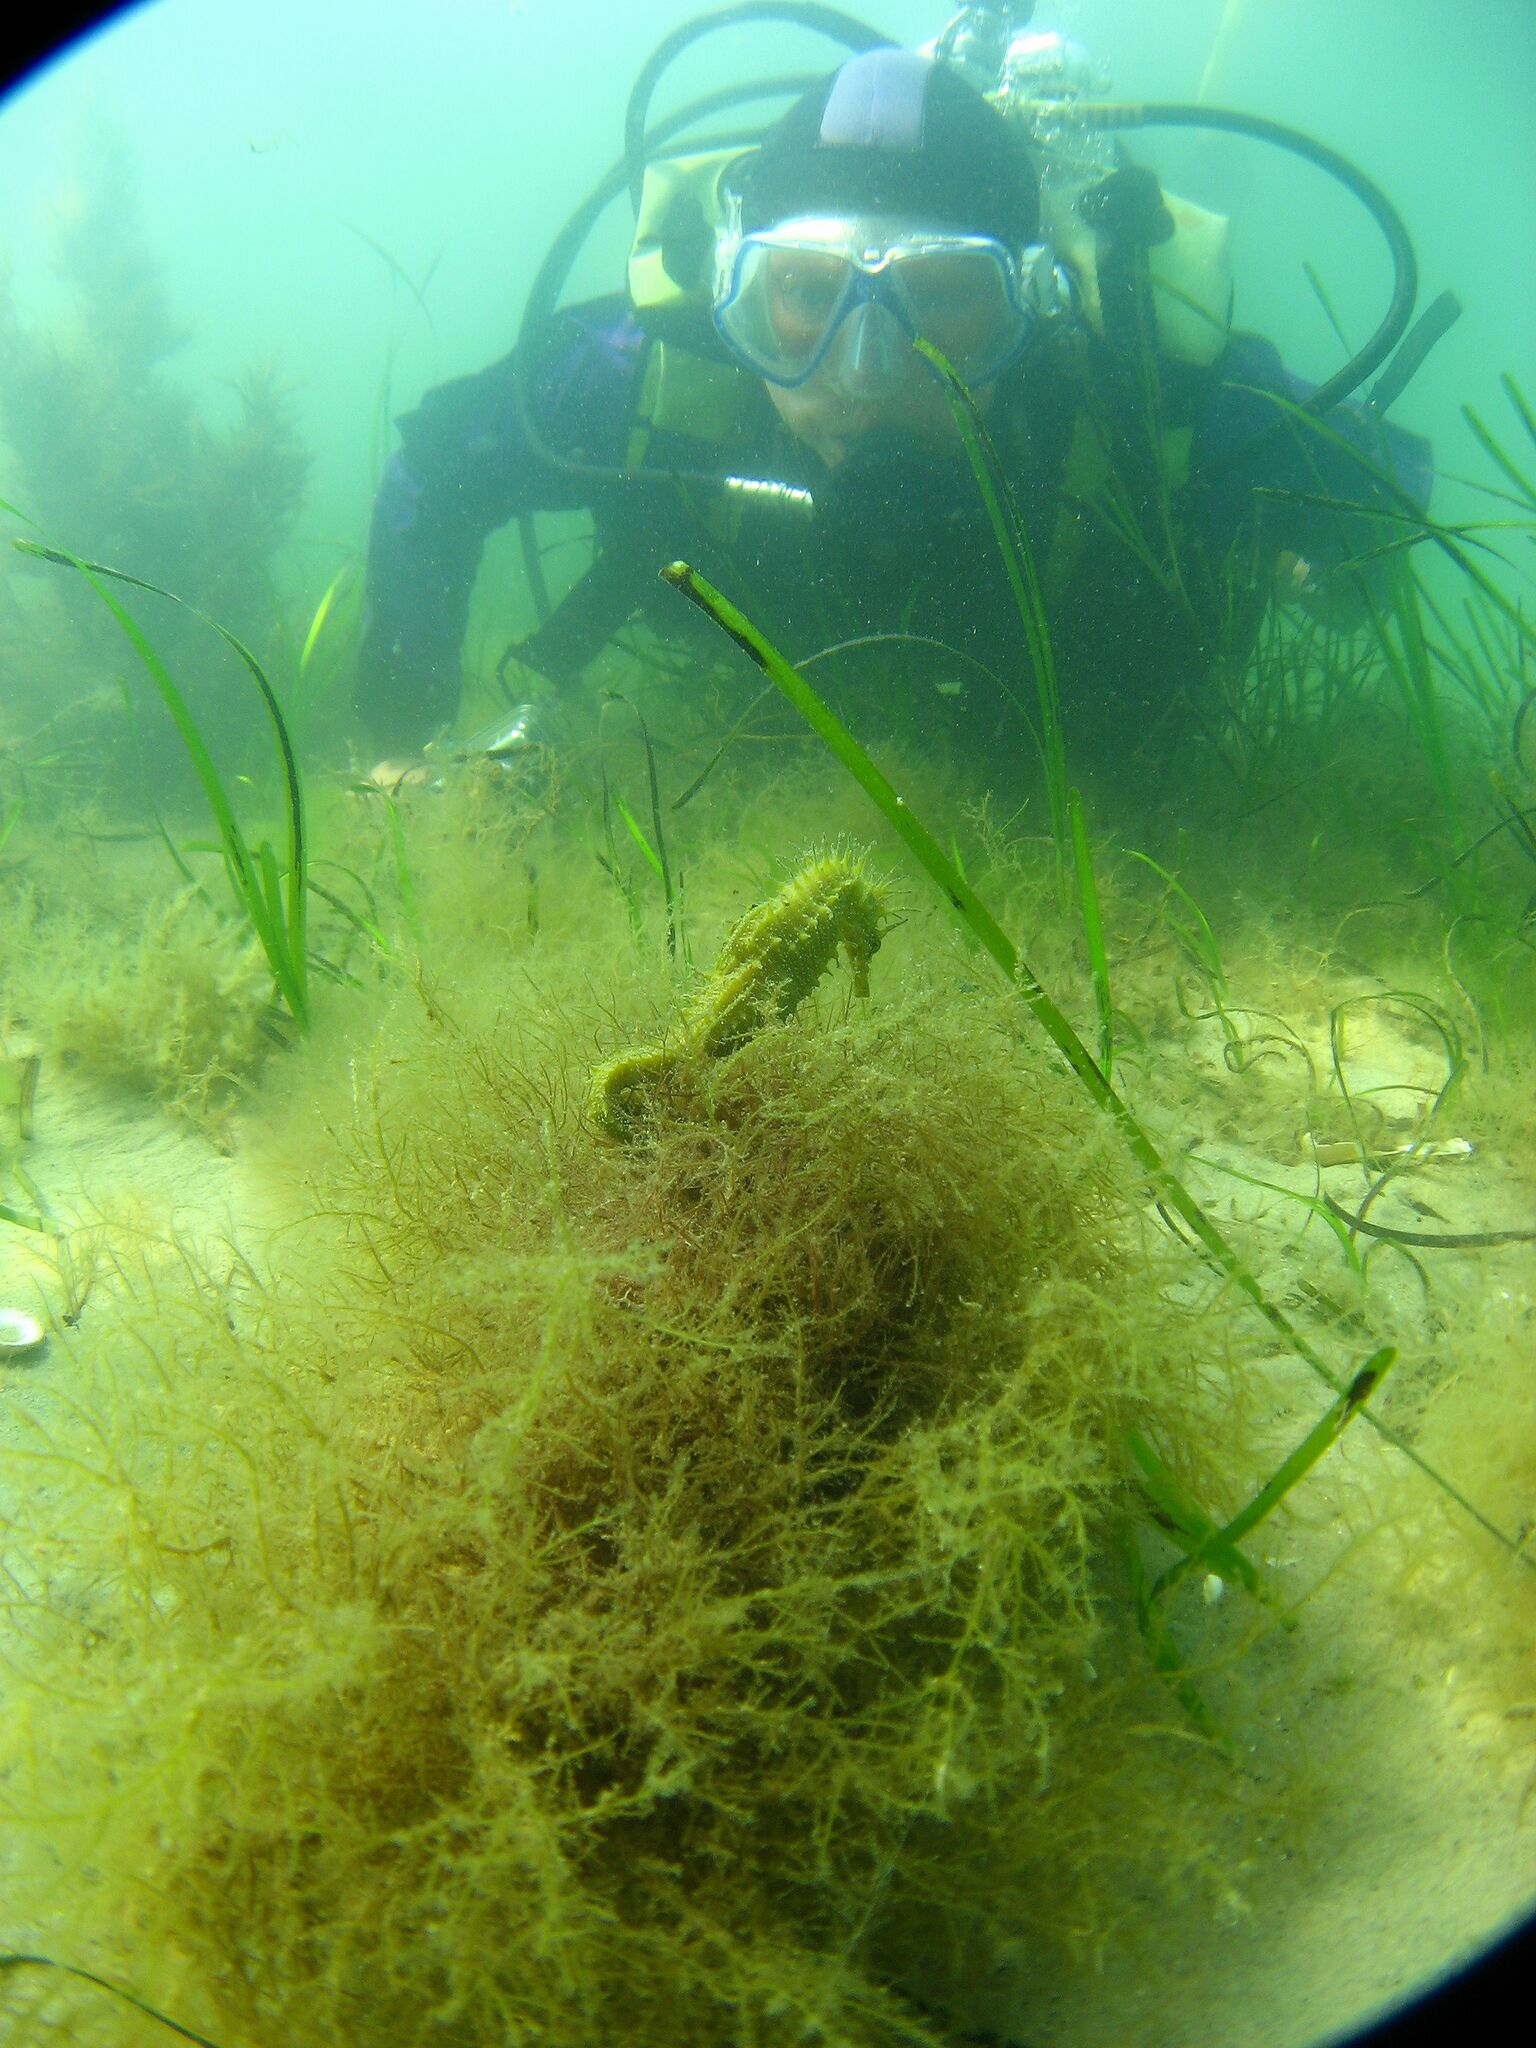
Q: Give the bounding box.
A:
[1,754,1533,2048]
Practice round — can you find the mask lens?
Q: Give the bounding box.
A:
[715,221,1044,388]
[889,246,1024,381]
[716,237,856,383]
[765,247,852,356]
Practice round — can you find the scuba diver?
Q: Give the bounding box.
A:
[355,5,1441,780]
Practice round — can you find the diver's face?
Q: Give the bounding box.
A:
[763,298,995,467]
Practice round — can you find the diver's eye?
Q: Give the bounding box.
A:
[898,251,1007,340]
[767,251,846,336]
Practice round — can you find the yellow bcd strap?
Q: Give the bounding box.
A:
[1049,186,1234,369]
[628,147,741,327]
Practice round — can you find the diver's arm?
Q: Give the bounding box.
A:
[354,296,646,757]
[1278,395,1433,630]
[1272,547,1371,631]
[356,441,500,758]
[1197,331,1434,628]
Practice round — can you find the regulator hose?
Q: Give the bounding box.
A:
[624,2,893,211]
[512,69,847,623]
[1068,101,1418,417]
[514,77,824,501]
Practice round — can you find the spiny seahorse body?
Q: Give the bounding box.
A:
[590,852,887,1140]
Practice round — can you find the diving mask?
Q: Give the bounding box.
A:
[711,205,1069,391]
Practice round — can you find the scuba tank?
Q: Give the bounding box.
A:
[923,9,1234,371]
[927,11,1118,209]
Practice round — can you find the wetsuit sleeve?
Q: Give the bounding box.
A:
[354,296,644,754]
[1193,331,1434,621]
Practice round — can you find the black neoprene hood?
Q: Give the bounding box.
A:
[729,48,1041,247]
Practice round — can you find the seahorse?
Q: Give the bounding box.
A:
[589,850,888,1140]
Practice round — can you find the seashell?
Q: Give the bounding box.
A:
[0,1306,47,1359]
[1305,1135,1474,1170]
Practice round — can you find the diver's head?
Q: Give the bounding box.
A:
[713,49,1067,465]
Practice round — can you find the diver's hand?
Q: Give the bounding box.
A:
[357,755,440,795]
[1274,550,1319,602]
[1274,550,1366,630]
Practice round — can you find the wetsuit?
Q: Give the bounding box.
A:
[357,292,1431,766]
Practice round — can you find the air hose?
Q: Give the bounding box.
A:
[515,2,893,522]
[512,70,849,628]
[1067,100,1418,417]
[623,2,894,210]
[513,77,822,502]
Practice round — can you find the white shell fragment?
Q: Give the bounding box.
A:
[1306,1135,1475,1169]
[0,1306,47,1359]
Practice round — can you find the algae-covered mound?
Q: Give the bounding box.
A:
[0,874,1198,2048]
[0,830,278,1131]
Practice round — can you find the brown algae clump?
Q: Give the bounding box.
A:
[589,847,888,1137]
[0,877,1206,2047]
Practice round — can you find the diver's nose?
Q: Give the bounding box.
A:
[823,300,910,398]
